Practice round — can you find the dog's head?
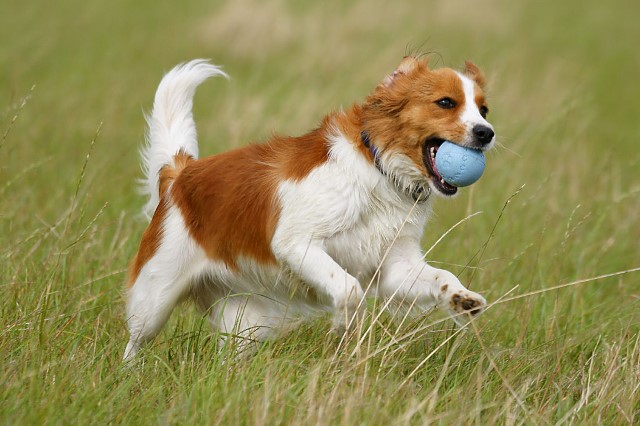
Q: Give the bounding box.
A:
[362,56,495,197]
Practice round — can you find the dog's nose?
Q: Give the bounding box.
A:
[472,125,494,145]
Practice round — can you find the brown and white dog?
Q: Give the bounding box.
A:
[123,56,495,360]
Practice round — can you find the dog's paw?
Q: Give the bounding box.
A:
[332,281,365,334]
[445,289,486,327]
[450,291,485,315]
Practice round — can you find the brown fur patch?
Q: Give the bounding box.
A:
[475,92,487,110]
[159,150,194,196]
[464,61,486,88]
[171,131,329,269]
[270,126,331,180]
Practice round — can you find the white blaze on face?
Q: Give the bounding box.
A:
[456,72,495,146]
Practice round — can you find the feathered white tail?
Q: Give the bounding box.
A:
[140,59,229,219]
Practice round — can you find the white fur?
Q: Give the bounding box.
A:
[141,60,229,219]
[378,150,430,202]
[456,72,495,148]
[124,204,207,360]
[124,61,488,360]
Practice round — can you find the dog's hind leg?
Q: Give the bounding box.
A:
[208,294,294,357]
[123,205,204,361]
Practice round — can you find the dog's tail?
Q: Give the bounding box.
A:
[140,59,229,219]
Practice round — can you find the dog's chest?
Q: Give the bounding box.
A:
[323,192,428,280]
[274,138,430,281]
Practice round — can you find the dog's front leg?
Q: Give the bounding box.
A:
[273,241,365,332]
[379,237,486,325]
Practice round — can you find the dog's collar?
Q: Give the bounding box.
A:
[361,131,430,203]
[361,131,383,174]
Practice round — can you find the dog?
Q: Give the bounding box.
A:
[123,56,495,360]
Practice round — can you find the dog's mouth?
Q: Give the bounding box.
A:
[423,138,458,196]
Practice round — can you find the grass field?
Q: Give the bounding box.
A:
[2,0,639,424]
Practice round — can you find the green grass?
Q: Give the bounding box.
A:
[2,0,639,423]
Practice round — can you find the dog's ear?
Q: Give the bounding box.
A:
[382,56,427,88]
[464,61,486,88]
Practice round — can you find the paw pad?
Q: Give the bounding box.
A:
[450,293,484,316]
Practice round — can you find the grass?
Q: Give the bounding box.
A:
[2,0,639,423]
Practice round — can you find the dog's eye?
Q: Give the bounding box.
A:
[479,105,489,118]
[436,97,456,109]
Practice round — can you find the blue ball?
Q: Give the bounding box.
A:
[434,141,486,187]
